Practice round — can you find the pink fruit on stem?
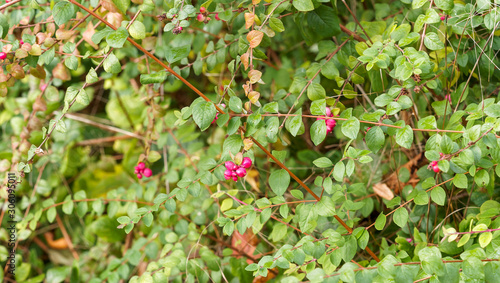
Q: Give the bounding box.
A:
[326,125,333,133]
[232,171,237,177]
[241,157,252,169]
[212,113,219,124]
[137,162,145,170]
[215,13,220,21]
[197,14,205,22]
[134,168,140,174]
[325,107,332,117]
[433,165,440,173]
[232,176,238,181]
[224,170,232,180]
[20,40,24,45]
[137,174,143,179]
[236,167,247,177]
[225,161,236,170]
[440,16,445,21]
[200,7,206,13]
[0,52,6,60]
[143,168,152,177]
[326,119,336,127]
[40,84,47,91]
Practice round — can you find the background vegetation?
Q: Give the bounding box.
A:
[1,0,500,281]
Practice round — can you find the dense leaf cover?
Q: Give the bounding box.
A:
[1,0,500,282]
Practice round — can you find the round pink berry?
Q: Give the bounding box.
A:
[225,161,236,171]
[326,119,336,128]
[326,125,333,133]
[232,176,238,181]
[241,157,252,169]
[215,13,220,21]
[200,7,206,13]
[224,169,232,180]
[440,16,445,21]
[235,167,247,177]
[137,162,145,170]
[0,52,6,60]
[137,174,143,179]
[197,13,205,22]
[143,168,152,177]
[134,167,140,174]
[439,153,444,156]
[433,165,440,173]
[325,107,332,117]
[40,84,47,91]
[20,40,24,45]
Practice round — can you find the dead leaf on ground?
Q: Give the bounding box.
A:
[373,183,394,200]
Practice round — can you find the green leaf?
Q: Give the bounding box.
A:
[229,96,242,113]
[106,27,129,48]
[418,246,445,276]
[269,17,285,32]
[431,186,446,206]
[342,117,360,140]
[113,0,130,14]
[103,53,121,74]
[192,101,216,131]
[129,21,146,39]
[293,0,314,11]
[86,68,99,84]
[310,119,327,145]
[269,169,290,196]
[47,207,56,223]
[375,213,386,230]
[307,83,326,101]
[366,126,384,152]
[333,161,345,182]
[393,207,408,227]
[52,1,75,26]
[395,125,413,149]
[424,32,444,50]
[140,72,168,84]
[435,0,454,10]
[412,0,428,9]
[286,111,303,136]
[166,45,191,64]
[313,157,333,168]
[453,173,468,188]
[474,169,490,187]
[479,232,492,248]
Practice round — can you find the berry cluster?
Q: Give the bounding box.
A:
[317,107,336,134]
[224,157,252,181]
[134,162,152,179]
[197,7,222,23]
[429,160,440,173]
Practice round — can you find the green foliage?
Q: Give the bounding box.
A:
[2,0,500,282]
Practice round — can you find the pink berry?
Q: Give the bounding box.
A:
[232,176,238,181]
[20,40,24,45]
[0,52,6,60]
[143,168,152,177]
[325,107,332,117]
[197,13,205,22]
[134,168,140,174]
[40,84,47,91]
[326,125,333,133]
[179,27,183,31]
[215,13,220,21]
[433,165,440,173]
[439,153,444,156]
[231,171,237,177]
[430,161,437,166]
[440,16,445,21]
[137,174,142,179]
[200,7,206,13]
[224,169,232,180]
[212,113,219,124]
[225,161,236,171]
[367,127,371,131]
[137,162,145,170]
[326,119,336,128]
[241,157,252,169]
[235,167,247,177]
